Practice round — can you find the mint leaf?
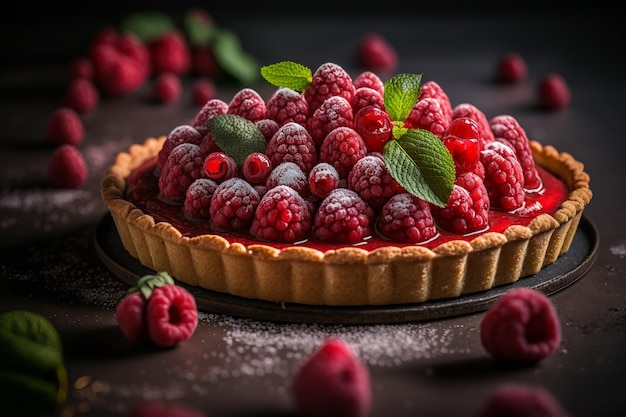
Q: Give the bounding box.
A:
[383,73,422,122]
[383,129,455,207]
[209,114,267,167]
[212,29,259,84]
[260,61,312,92]
[120,12,175,43]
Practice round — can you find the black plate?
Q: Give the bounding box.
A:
[94,213,598,324]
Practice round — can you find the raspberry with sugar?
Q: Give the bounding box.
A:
[351,86,385,115]
[157,125,203,169]
[304,62,355,114]
[314,188,374,243]
[356,32,398,73]
[480,287,561,364]
[251,185,312,243]
[476,384,572,417]
[192,98,229,136]
[227,87,267,123]
[377,193,437,243]
[538,73,571,110]
[265,122,318,174]
[183,178,218,221]
[292,338,371,417]
[209,177,260,231]
[347,154,398,209]
[63,78,99,114]
[265,161,310,197]
[352,71,384,96]
[419,80,453,124]
[308,162,340,199]
[266,87,309,127]
[431,181,489,235]
[452,103,495,148]
[307,95,355,146]
[481,141,525,211]
[158,143,206,203]
[319,126,368,179]
[48,144,88,189]
[46,107,84,146]
[153,72,182,104]
[405,98,449,138]
[254,118,280,143]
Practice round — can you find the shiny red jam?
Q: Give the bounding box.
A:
[125,157,569,252]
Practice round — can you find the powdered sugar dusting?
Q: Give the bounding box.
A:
[610,243,626,258]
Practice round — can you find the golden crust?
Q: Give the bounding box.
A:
[101,136,592,306]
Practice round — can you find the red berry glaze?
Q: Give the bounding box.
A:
[353,105,392,153]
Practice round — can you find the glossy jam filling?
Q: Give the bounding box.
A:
[125,157,569,252]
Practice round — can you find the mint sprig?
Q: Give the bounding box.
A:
[383,73,422,122]
[260,61,313,92]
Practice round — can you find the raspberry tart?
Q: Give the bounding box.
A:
[101,61,592,306]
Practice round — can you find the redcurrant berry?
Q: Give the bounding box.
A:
[354,105,393,153]
[242,152,272,184]
[204,152,238,182]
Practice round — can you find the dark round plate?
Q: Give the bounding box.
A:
[94,214,598,324]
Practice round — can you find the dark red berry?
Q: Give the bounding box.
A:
[242,152,272,184]
[476,384,572,417]
[496,52,528,84]
[308,162,340,199]
[153,72,181,104]
[63,78,99,114]
[48,144,88,189]
[538,73,571,110]
[192,78,215,106]
[443,117,481,174]
[356,32,398,73]
[46,107,84,146]
[353,105,393,153]
[203,152,238,182]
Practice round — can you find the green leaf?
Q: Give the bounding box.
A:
[383,129,455,207]
[212,29,259,84]
[260,61,313,92]
[119,12,175,43]
[209,114,268,167]
[183,9,218,47]
[383,73,422,122]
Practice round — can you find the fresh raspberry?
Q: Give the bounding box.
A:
[442,117,482,176]
[307,96,355,146]
[266,87,309,127]
[496,52,528,84]
[199,133,222,157]
[158,143,206,203]
[47,144,88,189]
[115,32,151,77]
[354,105,393,153]
[481,141,525,211]
[265,161,310,197]
[304,62,355,114]
[353,71,384,96]
[251,185,313,243]
[404,98,449,138]
[452,103,495,148]
[431,177,489,235]
[319,126,368,179]
[314,188,374,243]
[347,155,398,209]
[419,80,453,125]
[265,122,318,174]
[116,272,198,348]
[292,338,371,417]
[183,178,218,221]
[356,32,398,73]
[489,115,542,191]
[157,125,203,169]
[192,98,229,136]
[46,107,84,146]
[538,73,571,110]
[254,118,280,143]
[476,384,572,417]
[148,30,191,75]
[192,78,215,106]
[242,152,273,185]
[455,171,490,223]
[308,162,340,199]
[377,193,437,243]
[480,288,561,364]
[63,78,99,114]
[152,72,182,104]
[191,44,219,78]
[209,177,260,231]
[68,56,94,80]
[351,87,385,115]
[227,88,267,123]
[203,152,238,183]
[129,401,206,417]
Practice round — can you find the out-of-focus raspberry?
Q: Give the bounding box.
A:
[356,33,398,73]
[538,73,571,110]
[476,384,572,417]
[304,62,355,114]
[47,144,88,189]
[192,78,216,106]
[46,107,84,146]
[227,88,267,123]
[148,30,191,75]
[191,44,219,78]
[496,52,528,84]
[266,87,309,128]
[68,56,94,80]
[307,96,354,146]
[153,72,182,104]
[63,78,99,114]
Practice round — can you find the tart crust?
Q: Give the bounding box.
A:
[101,137,592,306]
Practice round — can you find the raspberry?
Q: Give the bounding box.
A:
[93,53,146,97]
[251,185,313,243]
[183,178,218,221]
[265,122,318,174]
[129,401,206,417]
[314,188,373,243]
[191,44,219,78]
[353,71,384,96]
[68,56,94,80]
[254,118,280,143]
[481,141,525,211]
[148,31,191,75]
[242,152,273,185]
[158,143,206,203]
[496,52,528,84]
[152,72,182,104]
[319,126,368,178]
[227,88,267,123]
[431,177,489,235]
[308,162,340,199]
[351,87,385,115]
[405,98,449,138]
[455,171,490,223]
[304,62,355,114]
[203,152,238,182]
[356,32,398,73]
[538,73,571,110]
[377,193,437,243]
[442,117,482,175]
[354,105,393,153]
[419,80,454,124]
[192,98,229,136]
[292,338,371,417]
[63,78,99,114]
[307,96,355,146]
[46,107,84,146]
[476,384,572,417]
[266,87,309,127]
[157,125,203,169]
[452,103,495,148]
[192,78,215,106]
[47,144,88,189]
[347,155,398,209]
[489,115,542,191]
[209,177,260,231]
[480,288,561,364]
[116,272,198,348]
[265,161,310,197]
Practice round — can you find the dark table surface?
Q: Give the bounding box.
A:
[1,5,625,417]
